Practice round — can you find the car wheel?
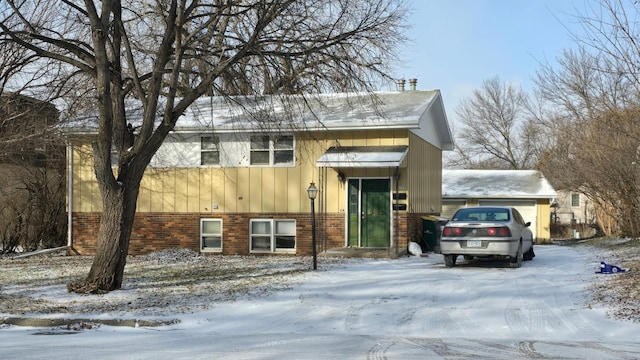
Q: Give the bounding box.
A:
[523,245,535,261]
[508,242,523,268]
[444,254,457,267]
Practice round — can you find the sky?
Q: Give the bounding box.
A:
[2,246,640,359]
[395,0,586,121]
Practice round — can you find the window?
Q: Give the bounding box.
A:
[571,193,580,207]
[512,209,525,225]
[250,220,272,251]
[273,135,294,165]
[275,220,296,249]
[250,135,270,165]
[453,207,510,222]
[201,136,220,165]
[250,219,296,253]
[201,219,222,251]
[250,134,294,166]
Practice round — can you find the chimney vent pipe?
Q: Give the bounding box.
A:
[409,78,417,91]
[397,79,405,91]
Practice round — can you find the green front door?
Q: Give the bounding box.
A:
[347,178,390,248]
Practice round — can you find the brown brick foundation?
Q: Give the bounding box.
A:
[71,211,429,256]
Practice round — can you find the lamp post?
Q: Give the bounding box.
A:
[307,182,318,270]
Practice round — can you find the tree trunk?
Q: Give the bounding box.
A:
[69,176,141,293]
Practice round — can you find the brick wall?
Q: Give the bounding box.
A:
[71,211,419,256]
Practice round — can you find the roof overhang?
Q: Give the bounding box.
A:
[316,146,408,168]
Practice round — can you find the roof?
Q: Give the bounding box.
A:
[316,146,408,168]
[442,169,557,199]
[61,91,453,150]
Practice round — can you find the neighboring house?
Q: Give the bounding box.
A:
[552,190,595,225]
[0,93,66,253]
[550,190,597,239]
[64,89,453,256]
[441,169,557,243]
[0,92,60,165]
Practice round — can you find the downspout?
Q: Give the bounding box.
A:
[320,166,327,253]
[394,166,400,255]
[66,142,73,249]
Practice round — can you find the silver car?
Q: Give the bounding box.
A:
[440,206,534,268]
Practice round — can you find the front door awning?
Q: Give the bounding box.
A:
[316,146,409,168]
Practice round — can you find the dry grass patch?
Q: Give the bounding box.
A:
[0,249,347,318]
[581,238,640,322]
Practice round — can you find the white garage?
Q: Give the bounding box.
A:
[441,169,557,243]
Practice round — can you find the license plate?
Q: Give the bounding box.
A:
[467,240,482,248]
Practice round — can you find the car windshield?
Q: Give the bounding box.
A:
[452,208,510,222]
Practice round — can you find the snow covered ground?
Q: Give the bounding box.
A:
[2,244,640,359]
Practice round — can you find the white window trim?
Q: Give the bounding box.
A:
[249,219,296,253]
[200,218,223,252]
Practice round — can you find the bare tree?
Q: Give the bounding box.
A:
[447,76,541,170]
[573,0,640,96]
[534,0,640,237]
[533,48,626,192]
[0,0,408,292]
[559,109,640,236]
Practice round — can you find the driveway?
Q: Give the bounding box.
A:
[2,245,640,359]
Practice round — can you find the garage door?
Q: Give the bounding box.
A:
[479,200,538,239]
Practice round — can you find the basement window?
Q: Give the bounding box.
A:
[200,219,222,252]
[249,219,296,253]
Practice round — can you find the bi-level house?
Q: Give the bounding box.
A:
[64,88,453,256]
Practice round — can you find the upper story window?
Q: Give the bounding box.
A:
[195,133,294,168]
[571,193,580,207]
[250,134,294,166]
[201,136,220,166]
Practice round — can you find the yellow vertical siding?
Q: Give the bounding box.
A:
[162,169,175,212]
[406,132,442,214]
[536,199,552,242]
[173,169,188,212]
[199,167,212,212]
[248,168,262,213]
[274,168,288,212]
[235,167,250,213]
[149,173,164,209]
[71,129,439,215]
[261,167,275,212]
[73,144,100,212]
[286,166,301,212]
[185,170,198,212]
[137,172,152,212]
[222,168,238,213]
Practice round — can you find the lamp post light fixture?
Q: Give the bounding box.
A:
[307,182,318,270]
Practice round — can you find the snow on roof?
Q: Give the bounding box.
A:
[60,91,453,149]
[442,169,557,199]
[177,91,441,131]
